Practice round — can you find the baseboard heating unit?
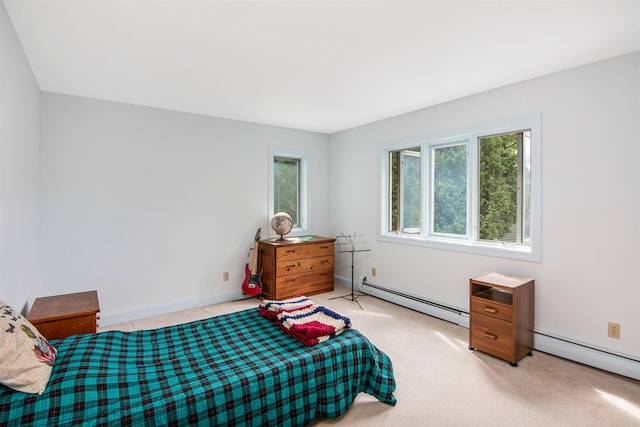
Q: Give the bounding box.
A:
[348,277,640,381]
[359,278,470,328]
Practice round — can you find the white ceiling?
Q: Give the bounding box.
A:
[5,1,640,134]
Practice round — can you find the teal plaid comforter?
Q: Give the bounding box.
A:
[0,308,396,426]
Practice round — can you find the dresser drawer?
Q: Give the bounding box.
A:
[276,255,334,276]
[470,296,513,322]
[276,243,334,261]
[470,313,514,362]
[275,270,334,299]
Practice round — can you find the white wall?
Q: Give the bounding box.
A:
[40,94,330,324]
[3,0,638,363]
[329,51,640,360]
[0,2,41,312]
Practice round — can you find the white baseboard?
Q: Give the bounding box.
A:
[99,289,245,327]
[338,275,640,381]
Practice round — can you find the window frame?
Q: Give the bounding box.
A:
[268,146,311,237]
[377,114,542,262]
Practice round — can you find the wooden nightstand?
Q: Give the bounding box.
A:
[28,290,101,340]
[468,272,534,366]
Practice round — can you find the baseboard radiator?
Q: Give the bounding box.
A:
[356,278,640,381]
[359,278,470,328]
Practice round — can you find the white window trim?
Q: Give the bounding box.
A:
[377,113,542,262]
[268,146,312,237]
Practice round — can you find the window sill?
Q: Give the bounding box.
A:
[377,233,541,263]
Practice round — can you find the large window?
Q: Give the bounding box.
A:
[379,114,541,261]
[269,147,311,236]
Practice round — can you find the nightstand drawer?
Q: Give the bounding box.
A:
[31,314,97,340]
[276,255,334,276]
[470,296,512,322]
[470,313,513,362]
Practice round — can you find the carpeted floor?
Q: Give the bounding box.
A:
[102,287,640,426]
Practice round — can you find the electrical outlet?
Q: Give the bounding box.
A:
[371,267,377,277]
[608,322,620,339]
[223,272,229,282]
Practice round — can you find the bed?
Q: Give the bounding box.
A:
[0,307,396,426]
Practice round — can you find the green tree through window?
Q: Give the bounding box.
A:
[389,148,420,233]
[479,131,529,243]
[274,157,299,226]
[433,144,467,235]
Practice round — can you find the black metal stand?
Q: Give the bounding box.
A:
[330,248,370,310]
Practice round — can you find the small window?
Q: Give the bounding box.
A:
[273,156,300,225]
[389,147,421,233]
[269,147,311,236]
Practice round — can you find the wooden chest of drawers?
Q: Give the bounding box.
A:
[28,290,101,340]
[258,237,335,300]
[468,272,534,366]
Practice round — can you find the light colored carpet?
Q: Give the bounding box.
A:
[101,287,640,426]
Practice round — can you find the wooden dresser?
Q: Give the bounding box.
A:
[28,290,101,340]
[468,272,534,366]
[258,236,335,300]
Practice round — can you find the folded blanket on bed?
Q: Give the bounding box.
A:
[276,304,352,346]
[259,296,352,345]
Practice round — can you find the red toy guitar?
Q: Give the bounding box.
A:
[241,228,263,296]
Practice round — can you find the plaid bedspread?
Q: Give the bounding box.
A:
[0,308,396,426]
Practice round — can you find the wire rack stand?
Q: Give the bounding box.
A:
[330,233,370,309]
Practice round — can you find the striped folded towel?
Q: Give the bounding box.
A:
[258,296,315,321]
[276,303,352,346]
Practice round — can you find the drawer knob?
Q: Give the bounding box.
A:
[483,332,498,340]
[483,307,498,314]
